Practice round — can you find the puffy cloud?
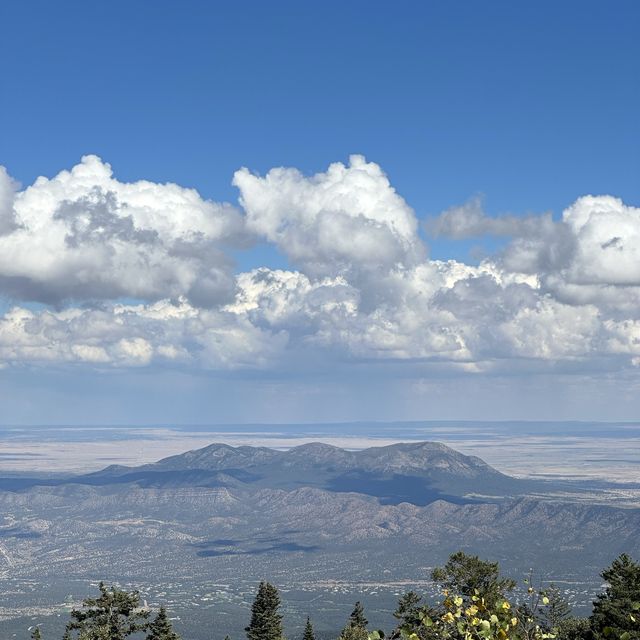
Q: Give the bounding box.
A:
[225,260,633,369]
[500,196,640,310]
[233,155,425,279]
[431,193,640,313]
[0,156,246,306]
[2,155,640,378]
[0,299,286,369]
[0,259,634,374]
[497,298,602,360]
[561,195,640,286]
[604,318,640,364]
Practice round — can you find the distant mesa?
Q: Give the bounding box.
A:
[0,440,530,506]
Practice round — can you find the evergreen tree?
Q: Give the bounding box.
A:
[349,602,368,629]
[539,584,572,631]
[245,581,284,640]
[339,601,369,640]
[591,553,640,640]
[146,605,181,640]
[302,617,315,640]
[431,551,516,607]
[30,627,42,640]
[393,592,423,628]
[555,617,591,640]
[63,582,150,640]
[391,592,440,640]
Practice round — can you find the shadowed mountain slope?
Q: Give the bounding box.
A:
[78,440,532,504]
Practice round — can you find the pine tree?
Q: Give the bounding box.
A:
[392,591,439,640]
[302,617,315,640]
[339,601,369,640]
[591,553,640,640]
[393,592,423,627]
[540,584,572,631]
[349,602,368,628]
[245,581,284,640]
[146,605,181,640]
[555,617,591,640]
[63,582,150,640]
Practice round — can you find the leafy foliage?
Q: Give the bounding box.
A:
[399,553,580,640]
[398,588,557,640]
[432,552,516,609]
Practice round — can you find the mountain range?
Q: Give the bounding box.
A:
[0,441,638,638]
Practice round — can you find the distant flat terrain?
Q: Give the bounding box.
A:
[1,421,639,486]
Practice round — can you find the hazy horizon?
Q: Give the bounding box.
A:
[1,421,638,493]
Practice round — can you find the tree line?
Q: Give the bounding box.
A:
[27,552,640,640]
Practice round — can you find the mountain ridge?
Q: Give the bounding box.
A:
[96,440,506,478]
[76,440,523,504]
[0,440,547,504]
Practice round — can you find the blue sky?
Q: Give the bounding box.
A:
[0,1,639,424]
[4,2,638,226]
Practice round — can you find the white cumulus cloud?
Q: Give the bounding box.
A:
[234,155,425,279]
[1,156,640,379]
[0,156,247,307]
[0,298,287,370]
